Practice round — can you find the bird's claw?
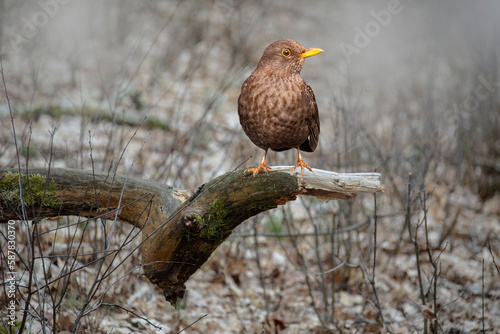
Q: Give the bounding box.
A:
[245,164,271,177]
[290,151,314,177]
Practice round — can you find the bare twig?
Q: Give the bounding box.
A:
[100,302,162,330]
[421,190,439,333]
[488,243,500,277]
[481,259,485,334]
[176,313,209,333]
[359,250,386,331]
[252,217,270,314]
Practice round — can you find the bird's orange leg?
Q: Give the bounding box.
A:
[245,149,272,177]
[290,148,314,176]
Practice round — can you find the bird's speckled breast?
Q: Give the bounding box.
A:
[238,72,310,151]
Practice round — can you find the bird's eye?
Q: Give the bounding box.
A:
[282,49,291,57]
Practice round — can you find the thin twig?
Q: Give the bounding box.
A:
[317,259,359,276]
[230,213,402,239]
[176,314,209,333]
[488,243,500,277]
[359,250,386,330]
[481,259,485,334]
[252,217,270,314]
[100,303,162,330]
[421,190,438,333]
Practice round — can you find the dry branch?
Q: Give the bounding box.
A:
[0,167,383,305]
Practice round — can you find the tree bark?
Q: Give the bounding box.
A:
[0,167,383,305]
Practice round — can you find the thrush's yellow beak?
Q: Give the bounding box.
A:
[299,48,324,59]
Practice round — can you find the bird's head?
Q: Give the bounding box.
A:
[256,39,324,76]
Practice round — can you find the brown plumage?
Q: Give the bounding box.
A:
[238,39,323,176]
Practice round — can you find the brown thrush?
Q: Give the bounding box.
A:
[238,39,323,177]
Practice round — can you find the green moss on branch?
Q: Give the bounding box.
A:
[0,171,60,210]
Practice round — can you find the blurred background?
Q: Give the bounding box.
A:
[0,0,499,333]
